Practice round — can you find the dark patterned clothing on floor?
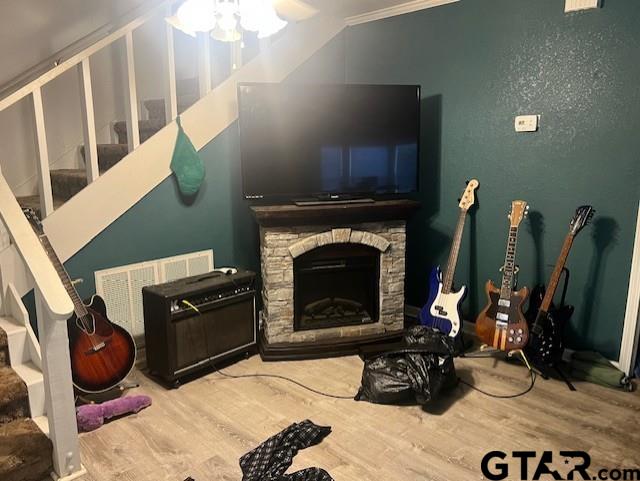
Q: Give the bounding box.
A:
[239,420,334,481]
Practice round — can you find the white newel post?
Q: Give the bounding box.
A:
[35,286,82,479]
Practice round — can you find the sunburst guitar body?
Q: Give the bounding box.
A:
[475,200,530,352]
[67,295,136,393]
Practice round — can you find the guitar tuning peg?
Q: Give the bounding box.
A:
[457,198,461,203]
[465,180,469,185]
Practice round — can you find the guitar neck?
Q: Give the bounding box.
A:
[540,233,575,312]
[500,225,520,298]
[37,234,87,317]
[442,209,467,294]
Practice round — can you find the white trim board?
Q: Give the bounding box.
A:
[36,16,345,269]
[619,199,640,375]
[345,0,460,26]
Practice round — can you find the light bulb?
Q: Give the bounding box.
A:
[257,2,287,39]
[176,0,217,32]
[239,0,262,32]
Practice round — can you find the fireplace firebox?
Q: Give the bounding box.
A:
[294,244,379,331]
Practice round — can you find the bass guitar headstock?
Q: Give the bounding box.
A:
[22,208,44,235]
[508,200,529,228]
[458,179,479,211]
[569,205,595,237]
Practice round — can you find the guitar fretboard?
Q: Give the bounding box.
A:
[442,209,468,294]
[500,226,519,299]
[540,234,575,312]
[38,235,88,318]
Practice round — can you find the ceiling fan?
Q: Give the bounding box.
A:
[166,0,318,40]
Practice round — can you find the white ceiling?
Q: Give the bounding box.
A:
[304,0,418,18]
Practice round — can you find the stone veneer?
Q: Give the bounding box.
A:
[260,221,407,345]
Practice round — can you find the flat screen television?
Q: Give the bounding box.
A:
[238,83,420,203]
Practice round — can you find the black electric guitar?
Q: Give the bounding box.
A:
[23,209,136,393]
[525,206,594,369]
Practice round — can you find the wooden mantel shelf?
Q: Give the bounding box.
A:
[250,199,420,227]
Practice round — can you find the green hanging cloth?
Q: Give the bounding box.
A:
[170,116,205,196]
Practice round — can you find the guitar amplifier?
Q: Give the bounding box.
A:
[142,269,256,386]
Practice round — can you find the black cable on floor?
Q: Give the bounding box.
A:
[456,360,537,399]
[212,366,356,400]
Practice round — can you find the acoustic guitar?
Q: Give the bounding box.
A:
[475,200,530,352]
[419,179,479,336]
[525,205,594,368]
[23,209,136,394]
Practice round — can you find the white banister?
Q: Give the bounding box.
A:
[35,286,82,479]
[0,172,79,479]
[123,31,140,151]
[31,87,54,218]
[0,0,177,114]
[197,32,212,98]
[163,19,178,122]
[78,58,99,183]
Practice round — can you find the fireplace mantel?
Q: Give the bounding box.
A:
[250,199,420,227]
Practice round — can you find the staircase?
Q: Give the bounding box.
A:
[0,318,52,481]
[0,7,345,480]
[16,78,199,219]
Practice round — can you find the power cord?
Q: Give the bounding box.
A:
[211,366,356,400]
[180,296,356,400]
[456,354,537,398]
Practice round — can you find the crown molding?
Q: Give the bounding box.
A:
[345,0,460,26]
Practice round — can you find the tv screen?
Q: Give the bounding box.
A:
[238,83,420,202]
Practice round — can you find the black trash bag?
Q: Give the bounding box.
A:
[355,326,457,405]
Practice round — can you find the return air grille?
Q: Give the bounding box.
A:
[95,250,214,339]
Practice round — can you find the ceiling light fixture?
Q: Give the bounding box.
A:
[170,0,288,42]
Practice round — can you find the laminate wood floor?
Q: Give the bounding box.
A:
[78,354,639,481]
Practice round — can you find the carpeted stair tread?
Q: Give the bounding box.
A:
[80,143,129,172]
[0,328,8,368]
[0,367,30,424]
[0,418,53,481]
[113,118,165,144]
[16,195,64,220]
[144,94,199,120]
[50,169,88,202]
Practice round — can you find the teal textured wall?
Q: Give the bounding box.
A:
[344,0,640,357]
[57,1,640,359]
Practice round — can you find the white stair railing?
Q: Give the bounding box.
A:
[0,0,183,218]
[0,172,81,479]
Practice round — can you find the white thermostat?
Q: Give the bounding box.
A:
[514,115,540,133]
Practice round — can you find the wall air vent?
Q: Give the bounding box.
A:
[95,250,214,340]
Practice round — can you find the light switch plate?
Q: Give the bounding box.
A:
[565,0,601,13]
[515,115,539,133]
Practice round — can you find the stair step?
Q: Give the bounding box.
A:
[144,93,199,120]
[0,418,53,481]
[0,316,27,366]
[113,118,165,145]
[50,169,87,202]
[12,362,44,418]
[15,195,64,220]
[80,143,129,173]
[0,328,8,369]
[0,366,29,424]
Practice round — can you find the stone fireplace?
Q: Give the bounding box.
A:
[251,200,418,359]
